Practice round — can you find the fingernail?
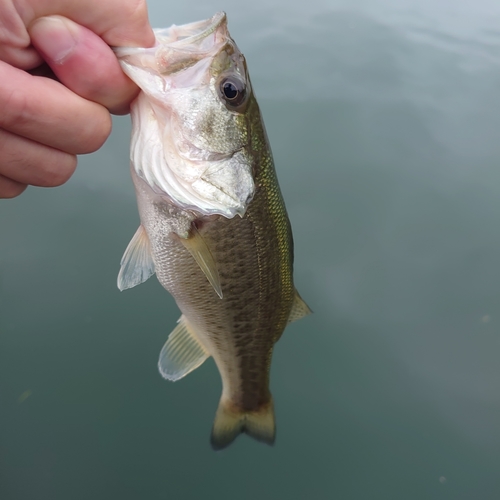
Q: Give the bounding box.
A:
[30,16,79,64]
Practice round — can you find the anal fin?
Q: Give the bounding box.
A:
[179,225,223,299]
[288,289,312,323]
[158,315,210,381]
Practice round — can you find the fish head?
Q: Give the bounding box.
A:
[115,12,256,218]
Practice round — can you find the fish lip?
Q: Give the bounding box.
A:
[156,12,227,48]
[113,12,227,61]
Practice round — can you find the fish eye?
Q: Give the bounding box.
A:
[219,76,247,109]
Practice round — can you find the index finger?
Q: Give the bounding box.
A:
[20,0,155,47]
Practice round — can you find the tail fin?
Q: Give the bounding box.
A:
[210,398,276,450]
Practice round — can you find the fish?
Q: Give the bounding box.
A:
[114,12,311,449]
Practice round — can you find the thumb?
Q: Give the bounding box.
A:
[29,16,139,114]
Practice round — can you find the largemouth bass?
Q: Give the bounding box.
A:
[115,12,310,449]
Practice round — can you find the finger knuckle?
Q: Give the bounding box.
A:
[123,0,149,21]
[0,88,30,130]
[78,112,112,154]
[0,179,28,199]
[40,154,77,187]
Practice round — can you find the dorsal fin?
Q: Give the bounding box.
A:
[159,315,210,381]
[117,225,155,291]
[179,226,223,299]
[288,290,312,323]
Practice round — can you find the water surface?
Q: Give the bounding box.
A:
[2,1,500,498]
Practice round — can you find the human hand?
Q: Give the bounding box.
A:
[0,0,155,198]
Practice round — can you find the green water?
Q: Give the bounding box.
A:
[2,1,500,498]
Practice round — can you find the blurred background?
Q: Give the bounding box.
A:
[2,0,500,498]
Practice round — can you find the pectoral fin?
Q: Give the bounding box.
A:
[159,315,210,381]
[179,226,223,299]
[288,290,312,323]
[117,225,155,291]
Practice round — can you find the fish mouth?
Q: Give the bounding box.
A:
[154,12,227,47]
[114,13,228,66]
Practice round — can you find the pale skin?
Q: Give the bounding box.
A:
[0,0,156,198]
